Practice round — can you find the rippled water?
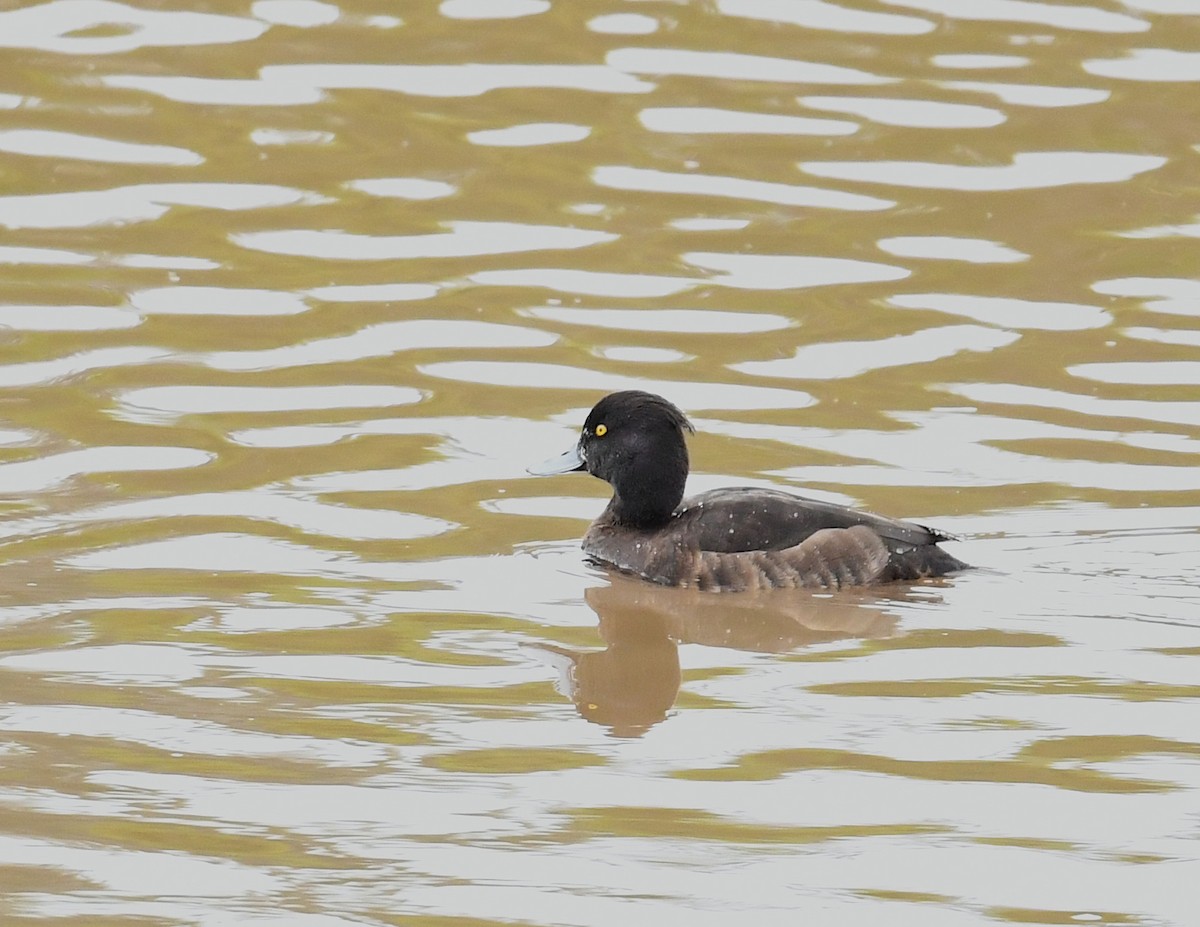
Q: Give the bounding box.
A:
[0,1,1198,924]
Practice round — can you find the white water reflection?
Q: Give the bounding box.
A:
[718,0,934,34]
[930,54,1029,69]
[485,495,599,520]
[595,346,688,363]
[0,428,33,447]
[1122,327,1200,348]
[0,643,209,684]
[594,166,890,211]
[119,254,219,270]
[481,257,896,298]
[105,74,325,106]
[946,382,1200,428]
[259,63,654,97]
[84,490,454,541]
[798,95,1004,128]
[1121,0,1200,11]
[307,283,439,302]
[419,362,816,411]
[131,287,309,316]
[0,705,385,765]
[0,183,315,229]
[0,304,140,331]
[0,245,91,265]
[235,417,570,494]
[0,129,203,166]
[1093,277,1200,300]
[467,123,591,146]
[470,268,694,298]
[115,385,424,422]
[801,151,1165,190]
[1084,49,1200,81]
[639,107,858,136]
[733,325,1018,380]
[877,236,1027,263]
[0,447,211,495]
[236,222,616,260]
[441,0,549,19]
[1069,361,1200,386]
[218,654,516,686]
[0,836,278,901]
[250,128,334,146]
[762,409,1200,491]
[670,218,750,231]
[523,306,792,333]
[251,0,339,26]
[587,13,658,35]
[888,294,1111,330]
[607,48,892,86]
[348,178,457,200]
[202,604,356,633]
[0,346,169,387]
[7,638,499,682]
[66,532,365,577]
[401,848,906,927]
[1120,215,1200,241]
[1093,277,1200,316]
[938,80,1108,107]
[685,252,909,289]
[0,1,266,54]
[21,899,347,927]
[201,320,556,371]
[94,769,530,835]
[881,0,1148,32]
[595,166,888,211]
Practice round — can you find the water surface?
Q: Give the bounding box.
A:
[0,1,1198,924]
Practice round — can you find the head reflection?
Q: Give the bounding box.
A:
[538,571,907,738]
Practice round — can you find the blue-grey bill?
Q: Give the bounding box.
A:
[528,445,585,476]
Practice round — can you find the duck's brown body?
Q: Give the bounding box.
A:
[584,487,966,592]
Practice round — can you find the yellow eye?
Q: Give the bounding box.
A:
[595,423,607,437]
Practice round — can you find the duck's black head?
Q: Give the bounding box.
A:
[533,391,694,528]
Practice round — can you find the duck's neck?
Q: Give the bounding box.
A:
[603,446,688,529]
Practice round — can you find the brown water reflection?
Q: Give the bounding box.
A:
[0,0,1199,924]
[533,573,901,736]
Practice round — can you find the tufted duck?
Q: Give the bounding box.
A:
[530,390,969,591]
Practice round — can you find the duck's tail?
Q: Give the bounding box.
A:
[885,544,970,581]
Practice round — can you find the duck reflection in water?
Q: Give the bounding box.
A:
[531,571,905,737]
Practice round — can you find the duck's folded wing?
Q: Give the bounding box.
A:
[675,487,953,554]
[690,525,891,591]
